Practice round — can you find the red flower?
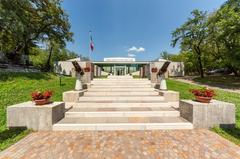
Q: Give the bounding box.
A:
[189,88,216,98]
[31,90,53,100]
[151,67,158,73]
[84,67,91,72]
[43,90,53,99]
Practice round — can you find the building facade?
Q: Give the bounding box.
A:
[93,57,149,77]
[55,57,184,83]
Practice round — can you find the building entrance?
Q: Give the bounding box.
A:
[114,66,126,76]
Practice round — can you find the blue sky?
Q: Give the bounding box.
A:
[62,0,226,61]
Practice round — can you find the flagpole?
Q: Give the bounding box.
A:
[89,30,93,80]
[89,31,92,61]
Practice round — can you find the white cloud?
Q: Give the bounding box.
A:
[127,46,145,53]
[128,53,136,57]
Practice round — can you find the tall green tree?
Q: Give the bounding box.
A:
[172,10,208,78]
[160,51,173,60]
[0,0,73,65]
[207,0,240,76]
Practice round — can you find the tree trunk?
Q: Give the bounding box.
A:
[194,46,204,78]
[197,54,204,78]
[45,46,53,72]
[227,64,239,76]
[23,43,30,66]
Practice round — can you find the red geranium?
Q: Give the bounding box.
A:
[84,67,91,72]
[31,90,53,100]
[190,88,215,98]
[151,67,158,73]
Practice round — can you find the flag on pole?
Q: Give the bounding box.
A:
[89,31,94,52]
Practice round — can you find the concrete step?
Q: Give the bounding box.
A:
[65,107,179,117]
[53,117,193,131]
[107,76,133,79]
[78,96,165,102]
[91,83,151,86]
[91,85,151,88]
[88,88,155,92]
[93,79,149,81]
[84,91,159,96]
[92,79,151,83]
[71,102,173,108]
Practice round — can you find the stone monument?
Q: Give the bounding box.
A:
[72,61,84,90]
[157,61,171,90]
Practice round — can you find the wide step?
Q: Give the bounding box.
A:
[84,91,159,96]
[66,107,179,117]
[91,85,151,88]
[88,88,155,91]
[71,102,173,108]
[53,117,193,131]
[78,96,164,102]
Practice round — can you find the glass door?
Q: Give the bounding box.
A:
[114,66,125,76]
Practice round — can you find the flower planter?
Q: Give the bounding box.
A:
[195,96,212,103]
[84,67,91,72]
[31,90,53,105]
[151,67,158,73]
[34,98,50,105]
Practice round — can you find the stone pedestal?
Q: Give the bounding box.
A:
[75,73,83,90]
[7,102,65,131]
[180,100,235,128]
[63,90,85,103]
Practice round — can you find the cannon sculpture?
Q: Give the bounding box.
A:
[157,61,171,90]
[72,61,84,90]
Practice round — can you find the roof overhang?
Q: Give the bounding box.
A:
[93,61,150,65]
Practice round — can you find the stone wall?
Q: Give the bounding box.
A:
[150,61,184,83]
[54,61,93,83]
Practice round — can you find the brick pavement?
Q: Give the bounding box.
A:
[0,129,240,159]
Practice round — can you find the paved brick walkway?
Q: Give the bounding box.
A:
[0,130,240,159]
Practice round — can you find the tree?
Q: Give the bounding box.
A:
[172,10,208,78]
[160,51,174,60]
[0,0,73,65]
[207,0,240,76]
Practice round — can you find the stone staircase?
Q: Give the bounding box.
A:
[53,76,193,131]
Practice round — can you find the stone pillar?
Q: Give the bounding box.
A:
[75,73,83,90]
[158,74,167,90]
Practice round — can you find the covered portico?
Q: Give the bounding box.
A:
[93,57,150,77]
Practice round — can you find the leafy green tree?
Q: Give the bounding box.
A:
[160,51,172,60]
[30,47,80,71]
[0,0,73,65]
[207,0,240,76]
[172,10,208,78]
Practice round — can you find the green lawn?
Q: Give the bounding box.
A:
[193,75,240,89]
[167,79,240,145]
[0,72,75,151]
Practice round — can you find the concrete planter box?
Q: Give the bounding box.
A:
[180,100,235,128]
[7,102,65,131]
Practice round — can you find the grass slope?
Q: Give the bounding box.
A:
[0,72,75,151]
[193,75,240,89]
[167,79,240,145]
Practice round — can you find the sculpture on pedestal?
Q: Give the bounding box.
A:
[157,61,171,90]
[72,61,84,91]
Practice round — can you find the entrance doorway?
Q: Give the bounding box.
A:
[114,66,125,76]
